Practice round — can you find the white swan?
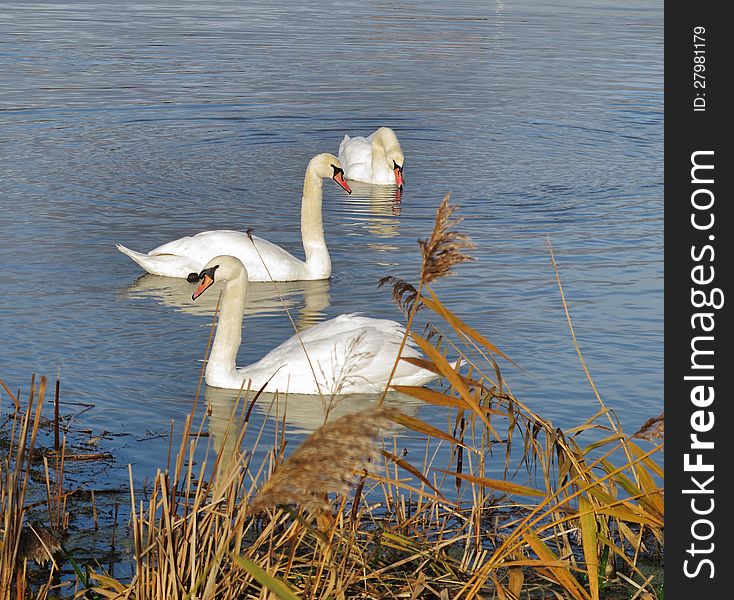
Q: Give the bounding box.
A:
[189,255,441,394]
[116,153,351,281]
[338,127,404,188]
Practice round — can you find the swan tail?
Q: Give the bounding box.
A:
[116,244,200,278]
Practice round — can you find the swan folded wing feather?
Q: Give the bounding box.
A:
[115,244,204,279]
[251,313,401,355]
[236,315,432,394]
[148,230,306,281]
[338,136,375,182]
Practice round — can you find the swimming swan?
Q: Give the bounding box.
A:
[338,127,404,188]
[116,153,351,281]
[189,255,441,394]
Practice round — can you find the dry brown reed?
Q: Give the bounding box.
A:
[633,413,664,442]
[379,193,474,317]
[35,195,662,599]
[17,524,61,566]
[1,376,59,600]
[419,193,475,284]
[378,275,420,314]
[376,193,476,412]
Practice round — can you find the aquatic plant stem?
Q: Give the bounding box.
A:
[546,237,635,469]
[377,279,426,408]
[54,371,60,451]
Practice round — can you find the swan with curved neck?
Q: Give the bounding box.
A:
[189,255,440,394]
[116,154,351,281]
[338,127,404,188]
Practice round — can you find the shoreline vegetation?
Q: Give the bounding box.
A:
[1,196,664,599]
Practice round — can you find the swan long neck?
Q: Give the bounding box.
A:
[300,166,331,278]
[206,272,247,384]
[370,128,400,174]
[370,134,388,173]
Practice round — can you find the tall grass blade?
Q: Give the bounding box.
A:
[229,554,300,600]
[386,411,468,449]
[378,449,443,497]
[441,470,544,498]
[578,495,599,600]
[522,529,591,600]
[422,289,514,365]
[409,333,497,437]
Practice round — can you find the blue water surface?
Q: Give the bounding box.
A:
[0,0,662,496]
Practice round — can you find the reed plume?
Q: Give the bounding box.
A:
[377,276,420,314]
[633,413,664,441]
[17,524,61,566]
[247,407,397,515]
[380,194,474,317]
[376,193,473,408]
[419,193,474,284]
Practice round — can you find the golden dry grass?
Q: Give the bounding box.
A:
[4,196,664,599]
[0,377,61,600]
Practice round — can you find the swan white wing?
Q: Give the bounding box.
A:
[238,314,435,394]
[116,244,204,278]
[338,135,376,182]
[148,230,307,281]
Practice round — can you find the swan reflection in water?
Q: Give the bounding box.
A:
[123,274,331,330]
[339,181,402,244]
[204,385,421,472]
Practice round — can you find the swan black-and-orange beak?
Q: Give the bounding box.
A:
[192,274,214,300]
[393,161,404,190]
[331,165,352,194]
[189,265,219,301]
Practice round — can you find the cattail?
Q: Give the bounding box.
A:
[247,407,398,515]
[633,413,664,441]
[419,194,474,285]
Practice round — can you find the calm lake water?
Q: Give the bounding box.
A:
[1,0,662,497]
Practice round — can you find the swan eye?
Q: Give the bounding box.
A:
[190,265,219,284]
[393,160,403,173]
[331,164,344,177]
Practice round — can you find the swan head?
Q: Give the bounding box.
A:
[308,153,352,194]
[391,157,404,190]
[373,128,404,189]
[188,255,247,300]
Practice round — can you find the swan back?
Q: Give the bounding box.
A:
[339,127,404,186]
